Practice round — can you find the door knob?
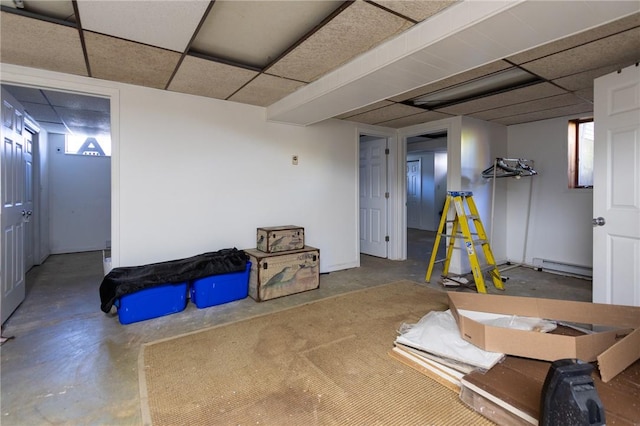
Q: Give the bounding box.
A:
[592,217,605,226]
[21,210,26,216]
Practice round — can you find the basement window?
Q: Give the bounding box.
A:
[568,118,593,188]
[66,134,111,157]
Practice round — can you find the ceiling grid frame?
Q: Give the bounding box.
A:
[0,0,638,130]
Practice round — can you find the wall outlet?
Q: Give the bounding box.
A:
[292,155,298,165]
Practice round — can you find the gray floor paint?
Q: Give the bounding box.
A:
[0,230,591,424]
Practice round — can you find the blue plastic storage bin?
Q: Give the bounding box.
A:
[190,262,251,309]
[115,282,188,324]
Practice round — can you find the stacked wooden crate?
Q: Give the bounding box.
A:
[245,225,320,302]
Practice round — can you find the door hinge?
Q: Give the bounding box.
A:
[385,148,390,155]
[385,236,389,242]
[385,192,389,199]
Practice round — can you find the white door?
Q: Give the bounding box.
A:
[1,90,29,324]
[360,137,388,258]
[407,159,421,229]
[23,130,34,272]
[592,64,640,307]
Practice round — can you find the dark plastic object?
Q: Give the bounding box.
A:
[540,359,605,426]
[99,248,248,313]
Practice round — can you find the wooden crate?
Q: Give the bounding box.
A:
[245,246,319,301]
[256,225,304,253]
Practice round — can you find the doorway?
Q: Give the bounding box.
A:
[1,83,112,324]
[405,131,448,262]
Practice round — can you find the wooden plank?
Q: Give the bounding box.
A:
[461,356,640,425]
[388,347,461,393]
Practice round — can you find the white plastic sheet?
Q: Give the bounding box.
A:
[395,310,504,370]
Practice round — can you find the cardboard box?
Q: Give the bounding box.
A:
[447,292,640,382]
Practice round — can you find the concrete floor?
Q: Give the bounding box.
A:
[0,230,591,425]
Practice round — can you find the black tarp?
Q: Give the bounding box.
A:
[100,248,248,313]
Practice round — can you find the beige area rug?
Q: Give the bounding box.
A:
[139,281,494,425]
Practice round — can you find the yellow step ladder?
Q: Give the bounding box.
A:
[425,191,504,293]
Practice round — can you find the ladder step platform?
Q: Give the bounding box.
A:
[425,191,504,293]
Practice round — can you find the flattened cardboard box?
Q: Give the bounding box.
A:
[245,246,319,302]
[447,292,640,382]
[256,225,304,253]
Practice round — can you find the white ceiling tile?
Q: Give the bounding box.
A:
[493,102,593,126]
[552,63,633,91]
[55,106,110,132]
[84,32,182,89]
[45,89,110,112]
[371,1,456,22]
[0,11,87,76]
[76,0,210,52]
[192,1,343,69]
[28,0,75,21]
[388,61,511,103]
[228,73,306,107]
[168,55,259,100]
[376,110,453,128]
[437,83,568,116]
[267,1,412,82]
[508,12,640,64]
[18,101,62,123]
[39,123,70,134]
[520,28,640,81]
[469,93,588,121]
[1,84,49,104]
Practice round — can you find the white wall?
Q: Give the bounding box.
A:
[507,116,593,268]
[115,84,360,272]
[406,149,447,231]
[0,64,363,274]
[35,128,50,263]
[48,133,111,253]
[459,116,509,268]
[398,116,507,273]
[6,64,592,277]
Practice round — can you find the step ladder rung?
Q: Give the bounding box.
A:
[426,191,504,294]
[439,233,482,239]
[479,264,498,273]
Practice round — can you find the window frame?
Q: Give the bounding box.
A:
[568,118,594,189]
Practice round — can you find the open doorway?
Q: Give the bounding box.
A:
[405,131,447,262]
[2,84,112,257]
[1,84,111,324]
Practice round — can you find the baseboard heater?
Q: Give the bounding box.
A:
[532,258,592,278]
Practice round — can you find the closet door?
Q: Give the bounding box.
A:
[592,64,640,307]
[1,89,29,324]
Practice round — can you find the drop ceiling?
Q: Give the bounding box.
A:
[1,0,639,133]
